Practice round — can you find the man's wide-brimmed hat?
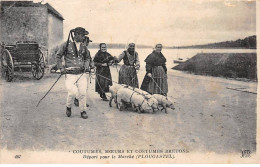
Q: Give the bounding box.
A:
[72,27,89,35]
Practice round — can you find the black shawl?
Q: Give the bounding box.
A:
[93,50,113,66]
[145,51,167,73]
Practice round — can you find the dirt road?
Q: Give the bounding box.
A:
[0,67,257,154]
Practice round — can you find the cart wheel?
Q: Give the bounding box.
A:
[31,50,45,80]
[1,49,14,82]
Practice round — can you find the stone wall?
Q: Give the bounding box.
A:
[0,6,48,48]
[47,13,63,64]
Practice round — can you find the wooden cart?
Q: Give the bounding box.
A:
[0,41,45,82]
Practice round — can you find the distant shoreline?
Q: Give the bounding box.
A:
[87,35,257,49]
[88,45,257,50]
[167,47,257,50]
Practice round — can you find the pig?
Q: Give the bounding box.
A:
[128,87,159,112]
[108,83,128,107]
[116,88,152,113]
[152,94,175,113]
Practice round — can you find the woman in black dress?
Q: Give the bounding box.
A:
[141,44,168,95]
[93,43,115,101]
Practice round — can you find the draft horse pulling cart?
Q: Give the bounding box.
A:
[0,41,45,82]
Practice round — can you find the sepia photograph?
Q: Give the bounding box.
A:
[0,0,259,164]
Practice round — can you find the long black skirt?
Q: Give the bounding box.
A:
[141,66,168,94]
[95,66,112,93]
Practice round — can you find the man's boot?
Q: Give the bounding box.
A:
[66,107,71,117]
[74,98,79,106]
[81,111,88,119]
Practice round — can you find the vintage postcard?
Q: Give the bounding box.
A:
[0,0,259,164]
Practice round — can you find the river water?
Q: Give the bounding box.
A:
[88,48,257,71]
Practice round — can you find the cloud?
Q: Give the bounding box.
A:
[44,0,256,46]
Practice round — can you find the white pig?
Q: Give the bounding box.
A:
[108,83,128,107]
[152,94,175,113]
[128,87,159,112]
[117,88,152,113]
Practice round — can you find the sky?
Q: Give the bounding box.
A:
[36,0,256,46]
